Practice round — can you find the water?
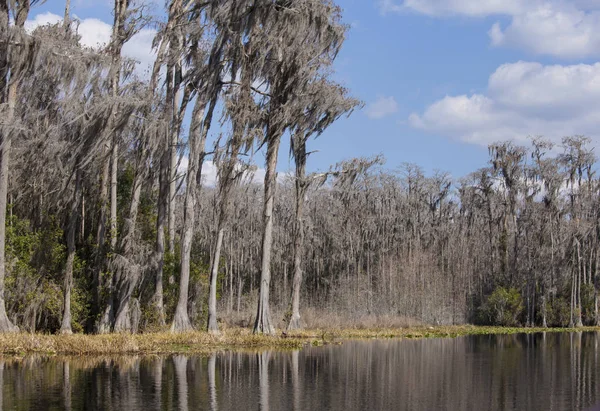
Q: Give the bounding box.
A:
[2,332,600,410]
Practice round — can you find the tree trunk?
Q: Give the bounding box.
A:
[92,156,113,334]
[96,0,130,333]
[167,52,183,254]
[60,170,82,334]
[207,228,224,334]
[110,140,118,250]
[154,151,168,326]
[207,129,244,333]
[287,138,307,331]
[253,131,281,335]
[172,97,213,332]
[0,2,25,332]
[0,131,16,333]
[576,239,584,327]
[541,294,548,328]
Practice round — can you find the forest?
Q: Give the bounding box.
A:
[1,0,599,336]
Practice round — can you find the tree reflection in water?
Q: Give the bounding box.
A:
[1,333,600,410]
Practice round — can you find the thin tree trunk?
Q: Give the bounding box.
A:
[154,152,168,326]
[94,154,111,332]
[0,1,26,332]
[60,170,82,334]
[0,124,16,333]
[287,138,307,331]
[207,133,244,333]
[121,1,178,327]
[577,238,584,327]
[253,131,281,335]
[110,140,118,250]
[96,0,130,333]
[167,44,183,254]
[172,96,214,332]
[207,228,224,333]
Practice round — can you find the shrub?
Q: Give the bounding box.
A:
[581,284,596,325]
[480,287,524,326]
[546,297,571,327]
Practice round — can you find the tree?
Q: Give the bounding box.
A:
[253,0,347,335]
[286,79,360,331]
[171,0,225,332]
[0,0,41,333]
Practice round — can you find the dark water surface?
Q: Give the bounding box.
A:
[3,332,600,410]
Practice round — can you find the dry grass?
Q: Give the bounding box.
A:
[0,325,597,356]
[0,329,308,356]
[287,325,600,340]
[300,308,425,329]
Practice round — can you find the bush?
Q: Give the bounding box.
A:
[581,284,597,325]
[546,297,571,327]
[480,287,524,326]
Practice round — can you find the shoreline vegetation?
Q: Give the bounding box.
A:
[2,0,600,341]
[1,325,599,356]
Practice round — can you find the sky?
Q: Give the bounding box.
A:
[25,0,600,178]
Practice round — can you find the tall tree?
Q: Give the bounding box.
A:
[205,1,260,334]
[286,79,359,331]
[253,0,347,334]
[97,0,146,333]
[0,0,40,332]
[171,0,225,332]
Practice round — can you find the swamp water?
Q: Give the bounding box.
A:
[2,332,600,410]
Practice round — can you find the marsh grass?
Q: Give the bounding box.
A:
[0,325,597,356]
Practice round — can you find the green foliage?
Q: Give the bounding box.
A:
[5,214,92,333]
[5,215,65,331]
[581,283,596,325]
[546,297,571,327]
[480,287,524,326]
[188,259,210,327]
[163,250,181,321]
[117,164,134,216]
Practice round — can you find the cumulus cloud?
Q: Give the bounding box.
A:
[490,5,600,59]
[24,12,62,30]
[26,12,156,74]
[409,61,600,146]
[381,0,600,58]
[365,95,399,119]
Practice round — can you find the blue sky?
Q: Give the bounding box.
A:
[27,0,600,178]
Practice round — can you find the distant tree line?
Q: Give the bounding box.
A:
[1,0,598,335]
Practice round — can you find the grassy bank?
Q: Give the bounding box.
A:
[0,325,598,356]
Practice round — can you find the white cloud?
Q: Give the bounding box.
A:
[24,12,62,30]
[381,0,600,58]
[409,61,600,146]
[26,12,156,75]
[381,0,528,17]
[365,95,399,119]
[122,28,158,75]
[490,5,600,59]
[178,157,285,187]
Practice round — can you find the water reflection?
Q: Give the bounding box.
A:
[2,333,600,410]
